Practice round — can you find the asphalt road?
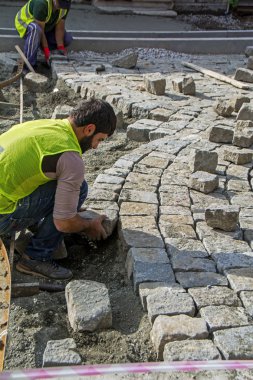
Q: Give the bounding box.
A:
[0,1,193,31]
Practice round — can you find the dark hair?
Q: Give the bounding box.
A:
[69,99,117,137]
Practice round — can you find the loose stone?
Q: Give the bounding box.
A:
[144,74,166,95]
[43,338,82,367]
[111,52,138,69]
[205,205,240,232]
[234,68,253,83]
[209,125,234,143]
[213,100,234,117]
[189,149,218,174]
[229,96,250,113]
[189,171,219,194]
[223,146,253,165]
[65,280,112,332]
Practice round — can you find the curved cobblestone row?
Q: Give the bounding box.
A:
[51,50,253,361]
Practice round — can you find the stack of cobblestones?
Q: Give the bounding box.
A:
[47,50,253,361]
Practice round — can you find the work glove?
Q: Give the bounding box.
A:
[43,47,51,67]
[57,45,67,56]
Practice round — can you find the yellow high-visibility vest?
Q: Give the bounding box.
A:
[15,0,67,38]
[0,119,82,214]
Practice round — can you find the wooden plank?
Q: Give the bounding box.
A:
[0,239,11,371]
[182,61,250,90]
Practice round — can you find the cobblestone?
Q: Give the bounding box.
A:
[52,50,253,361]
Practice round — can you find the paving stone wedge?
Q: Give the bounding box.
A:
[188,286,241,310]
[163,339,221,361]
[213,326,253,359]
[147,289,196,324]
[150,314,209,360]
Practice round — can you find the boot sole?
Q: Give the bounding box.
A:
[16,263,73,280]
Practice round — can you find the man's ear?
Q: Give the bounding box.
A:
[83,124,96,137]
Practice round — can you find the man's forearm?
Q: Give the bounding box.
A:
[54,214,107,240]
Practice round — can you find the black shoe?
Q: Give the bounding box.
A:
[16,256,72,280]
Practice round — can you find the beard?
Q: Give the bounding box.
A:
[80,135,93,153]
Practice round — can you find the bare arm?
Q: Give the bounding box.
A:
[55,19,65,47]
[35,20,48,48]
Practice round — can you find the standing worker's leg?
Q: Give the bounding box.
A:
[23,22,42,68]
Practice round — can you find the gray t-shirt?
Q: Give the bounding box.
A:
[43,151,84,220]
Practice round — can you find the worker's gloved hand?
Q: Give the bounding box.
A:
[57,45,67,56]
[43,47,51,67]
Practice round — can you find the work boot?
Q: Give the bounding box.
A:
[16,255,72,280]
[15,229,68,260]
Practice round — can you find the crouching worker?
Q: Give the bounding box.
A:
[15,0,73,70]
[0,99,116,280]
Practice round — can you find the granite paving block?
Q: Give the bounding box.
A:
[189,171,219,194]
[65,280,112,332]
[139,282,185,312]
[233,120,253,148]
[171,254,216,273]
[88,188,118,202]
[147,289,195,324]
[119,229,164,251]
[160,192,191,208]
[203,236,250,255]
[125,247,169,279]
[139,155,171,169]
[240,291,253,317]
[119,215,157,231]
[196,221,242,241]
[159,214,194,227]
[234,68,253,83]
[213,326,253,359]
[190,190,228,210]
[163,339,221,361]
[229,96,250,113]
[165,238,208,258]
[133,261,175,294]
[120,202,158,217]
[200,305,249,332]
[227,179,251,192]
[224,146,253,165]
[94,174,125,185]
[118,189,158,205]
[212,251,253,273]
[43,338,82,367]
[160,223,196,240]
[150,315,209,360]
[209,125,234,143]
[188,286,241,310]
[125,172,160,188]
[205,205,240,232]
[144,74,166,95]
[213,100,234,117]
[237,104,253,121]
[226,268,253,292]
[189,149,218,174]
[175,272,228,288]
[159,206,191,217]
